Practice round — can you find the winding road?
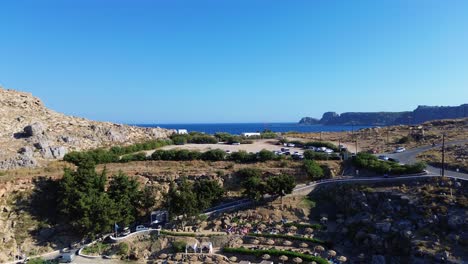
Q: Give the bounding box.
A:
[386,139,468,180]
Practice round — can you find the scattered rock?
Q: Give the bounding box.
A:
[24,122,45,137]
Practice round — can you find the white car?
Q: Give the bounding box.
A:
[136,225,149,231]
[395,147,406,153]
[324,148,334,154]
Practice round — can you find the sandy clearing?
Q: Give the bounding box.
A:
[153,139,306,154]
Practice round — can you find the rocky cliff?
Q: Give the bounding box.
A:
[0,87,174,170]
[299,104,468,126]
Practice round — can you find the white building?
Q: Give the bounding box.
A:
[176,129,188,134]
[241,132,261,137]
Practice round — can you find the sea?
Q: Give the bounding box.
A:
[135,123,374,135]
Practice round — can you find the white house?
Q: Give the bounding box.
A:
[177,129,188,134]
[241,132,261,137]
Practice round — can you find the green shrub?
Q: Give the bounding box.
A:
[236,168,263,179]
[172,241,187,253]
[201,149,227,161]
[257,149,277,162]
[353,153,426,175]
[64,139,171,166]
[117,242,129,256]
[230,150,257,163]
[303,160,324,180]
[303,150,340,160]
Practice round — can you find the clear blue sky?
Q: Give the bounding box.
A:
[1,0,467,124]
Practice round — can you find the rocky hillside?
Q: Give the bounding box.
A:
[299,104,468,126]
[0,87,173,170]
[311,178,468,263]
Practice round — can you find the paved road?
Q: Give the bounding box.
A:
[387,139,468,180]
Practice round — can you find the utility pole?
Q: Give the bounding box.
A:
[441,133,446,177]
[355,139,358,154]
[386,128,389,146]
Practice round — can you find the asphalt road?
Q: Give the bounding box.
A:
[387,139,468,180]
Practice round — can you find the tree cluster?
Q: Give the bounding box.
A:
[58,161,155,236]
[164,178,224,224]
[241,172,296,202]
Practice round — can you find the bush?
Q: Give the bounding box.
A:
[64,139,172,166]
[201,149,227,161]
[172,135,188,145]
[236,168,262,179]
[303,160,324,180]
[230,150,257,163]
[353,153,426,175]
[119,152,147,163]
[172,241,187,253]
[117,242,129,256]
[303,150,340,160]
[257,149,277,162]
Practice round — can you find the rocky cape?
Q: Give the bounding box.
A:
[0,87,174,170]
[299,104,468,126]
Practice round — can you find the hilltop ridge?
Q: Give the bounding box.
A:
[0,87,173,170]
[299,104,468,126]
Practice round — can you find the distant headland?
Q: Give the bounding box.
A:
[299,104,468,126]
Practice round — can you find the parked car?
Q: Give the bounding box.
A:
[395,147,406,153]
[287,143,295,147]
[225,150,231,154]
[56,252,75,263]
[232,142,241,145]
[378,155,389,161]
[388,158,400,163]
[136,225,149,231]
[120,227,131,236]
[324,148,334,154]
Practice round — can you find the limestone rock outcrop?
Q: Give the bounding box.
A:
[0,87,174,169]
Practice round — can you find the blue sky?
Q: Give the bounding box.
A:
[1,0,467,123]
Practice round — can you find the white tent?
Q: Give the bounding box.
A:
[199,242,213,254]
[185,242,198,253]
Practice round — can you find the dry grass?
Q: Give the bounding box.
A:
[418,144,468,173]
[0,161,71,182]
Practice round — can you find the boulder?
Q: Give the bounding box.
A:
[24,122,45,137]
[105,128,126,142]
[18,147,34,158]
[50,146,67,159]
[34,139,50,150]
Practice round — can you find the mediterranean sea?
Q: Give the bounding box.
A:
[134,123,374,135]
